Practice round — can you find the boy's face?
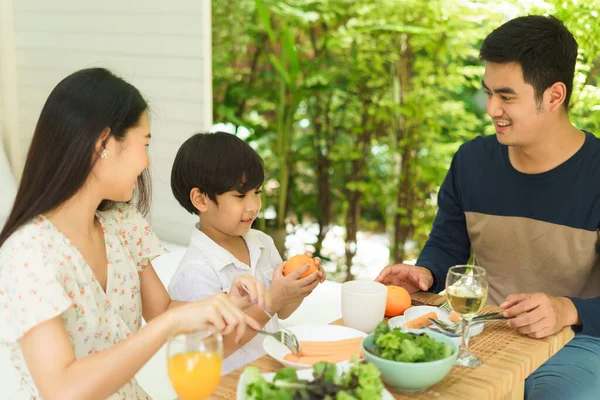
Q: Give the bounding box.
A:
[483,62,551,148]
[202,187,262,237]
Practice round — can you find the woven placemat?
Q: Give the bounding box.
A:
[208,293,573,400]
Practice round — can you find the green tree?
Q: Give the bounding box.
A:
[211,0,600,279]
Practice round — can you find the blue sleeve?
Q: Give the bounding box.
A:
[416,149,472,293]
[568,296,600,337]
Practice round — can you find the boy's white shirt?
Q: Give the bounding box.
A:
[168,226,282,375]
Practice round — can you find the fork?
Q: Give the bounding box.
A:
[429,314,508,335]
[242,286,302,355]
[251,308,301,356]
[439,301,507,322]
[426,319,462,337]
[429,318,459,337]
[253,327,302,355]
[439,301,452,313]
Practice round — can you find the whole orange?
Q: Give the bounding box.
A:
[283,254,318,279]
[385,285,411,317]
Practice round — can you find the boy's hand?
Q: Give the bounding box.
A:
[227,273,271,312]
[317,265,326,283]
[270,263,319,312]
[305,251,326,283]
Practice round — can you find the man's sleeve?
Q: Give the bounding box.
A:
[568,296,600,337]
[416,149,472,293]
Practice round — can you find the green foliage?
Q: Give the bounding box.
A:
[212,0,600,271]
[545,0,600,132]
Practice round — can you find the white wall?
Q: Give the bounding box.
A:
[2,0,213,244]
[0,0,21,179]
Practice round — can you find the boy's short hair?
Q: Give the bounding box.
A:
[480,15,578,110]
[171,132,265,215]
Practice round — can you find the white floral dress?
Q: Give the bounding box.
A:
[0,203,167,399]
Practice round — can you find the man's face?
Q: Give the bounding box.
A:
[483,62,548,147]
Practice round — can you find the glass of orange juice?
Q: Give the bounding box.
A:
[167,326,223,400]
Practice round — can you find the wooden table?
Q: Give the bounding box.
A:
[211,292,574,400]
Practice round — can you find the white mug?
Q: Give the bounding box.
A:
[341,280,387,333]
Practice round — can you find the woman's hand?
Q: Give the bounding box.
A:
[171,293,261,342]
[227,273,271,311]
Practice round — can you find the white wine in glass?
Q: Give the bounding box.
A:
[446,265,488,367]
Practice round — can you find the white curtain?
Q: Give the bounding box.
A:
[0,0,18,229]
[0,128,17,229]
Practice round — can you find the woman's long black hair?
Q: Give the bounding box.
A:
[0,68,151,247]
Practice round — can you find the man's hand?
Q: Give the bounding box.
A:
[500,293,581,339]
[375,264,434,293]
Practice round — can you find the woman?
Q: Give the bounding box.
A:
[0,68,268,399]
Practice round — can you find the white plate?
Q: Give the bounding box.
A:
[388,305,484,345]
[262,324,367,370]
[236,362,395,400]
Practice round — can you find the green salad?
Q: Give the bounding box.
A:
[367,322,453,363]
[244,358,384,400]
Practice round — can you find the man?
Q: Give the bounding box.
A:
[377,15,600,399]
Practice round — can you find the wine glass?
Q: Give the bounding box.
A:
[445,265,488,367]
[167,326,223,400]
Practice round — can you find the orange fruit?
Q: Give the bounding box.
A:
[283,254,318,279]
[385,286,411,317]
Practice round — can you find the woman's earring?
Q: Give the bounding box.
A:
[101,149,109,159]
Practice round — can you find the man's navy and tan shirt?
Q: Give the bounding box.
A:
[417,131,600,337]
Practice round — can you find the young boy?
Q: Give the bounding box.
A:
[168,131,325,374]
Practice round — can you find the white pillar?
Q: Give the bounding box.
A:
[0,0,21,179]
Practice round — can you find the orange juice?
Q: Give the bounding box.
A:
[167,351,222,400]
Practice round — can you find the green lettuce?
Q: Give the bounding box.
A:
[372,321,453,362]
[243,358,383,400]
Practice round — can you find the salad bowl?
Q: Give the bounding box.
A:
[361,325,458,392]
[237,360,394,400]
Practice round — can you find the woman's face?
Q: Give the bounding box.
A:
[92,112,151,203]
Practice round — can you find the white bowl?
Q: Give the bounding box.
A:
[236,361,395,400]
[262,324,367,369]
[388,305,484,345]
[404,305,447,321]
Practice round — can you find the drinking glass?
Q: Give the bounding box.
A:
[445,265,488,367]
[167,326,223,400]
[341,280,387,333]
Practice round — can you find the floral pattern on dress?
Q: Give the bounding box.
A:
[0,203,168,399]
